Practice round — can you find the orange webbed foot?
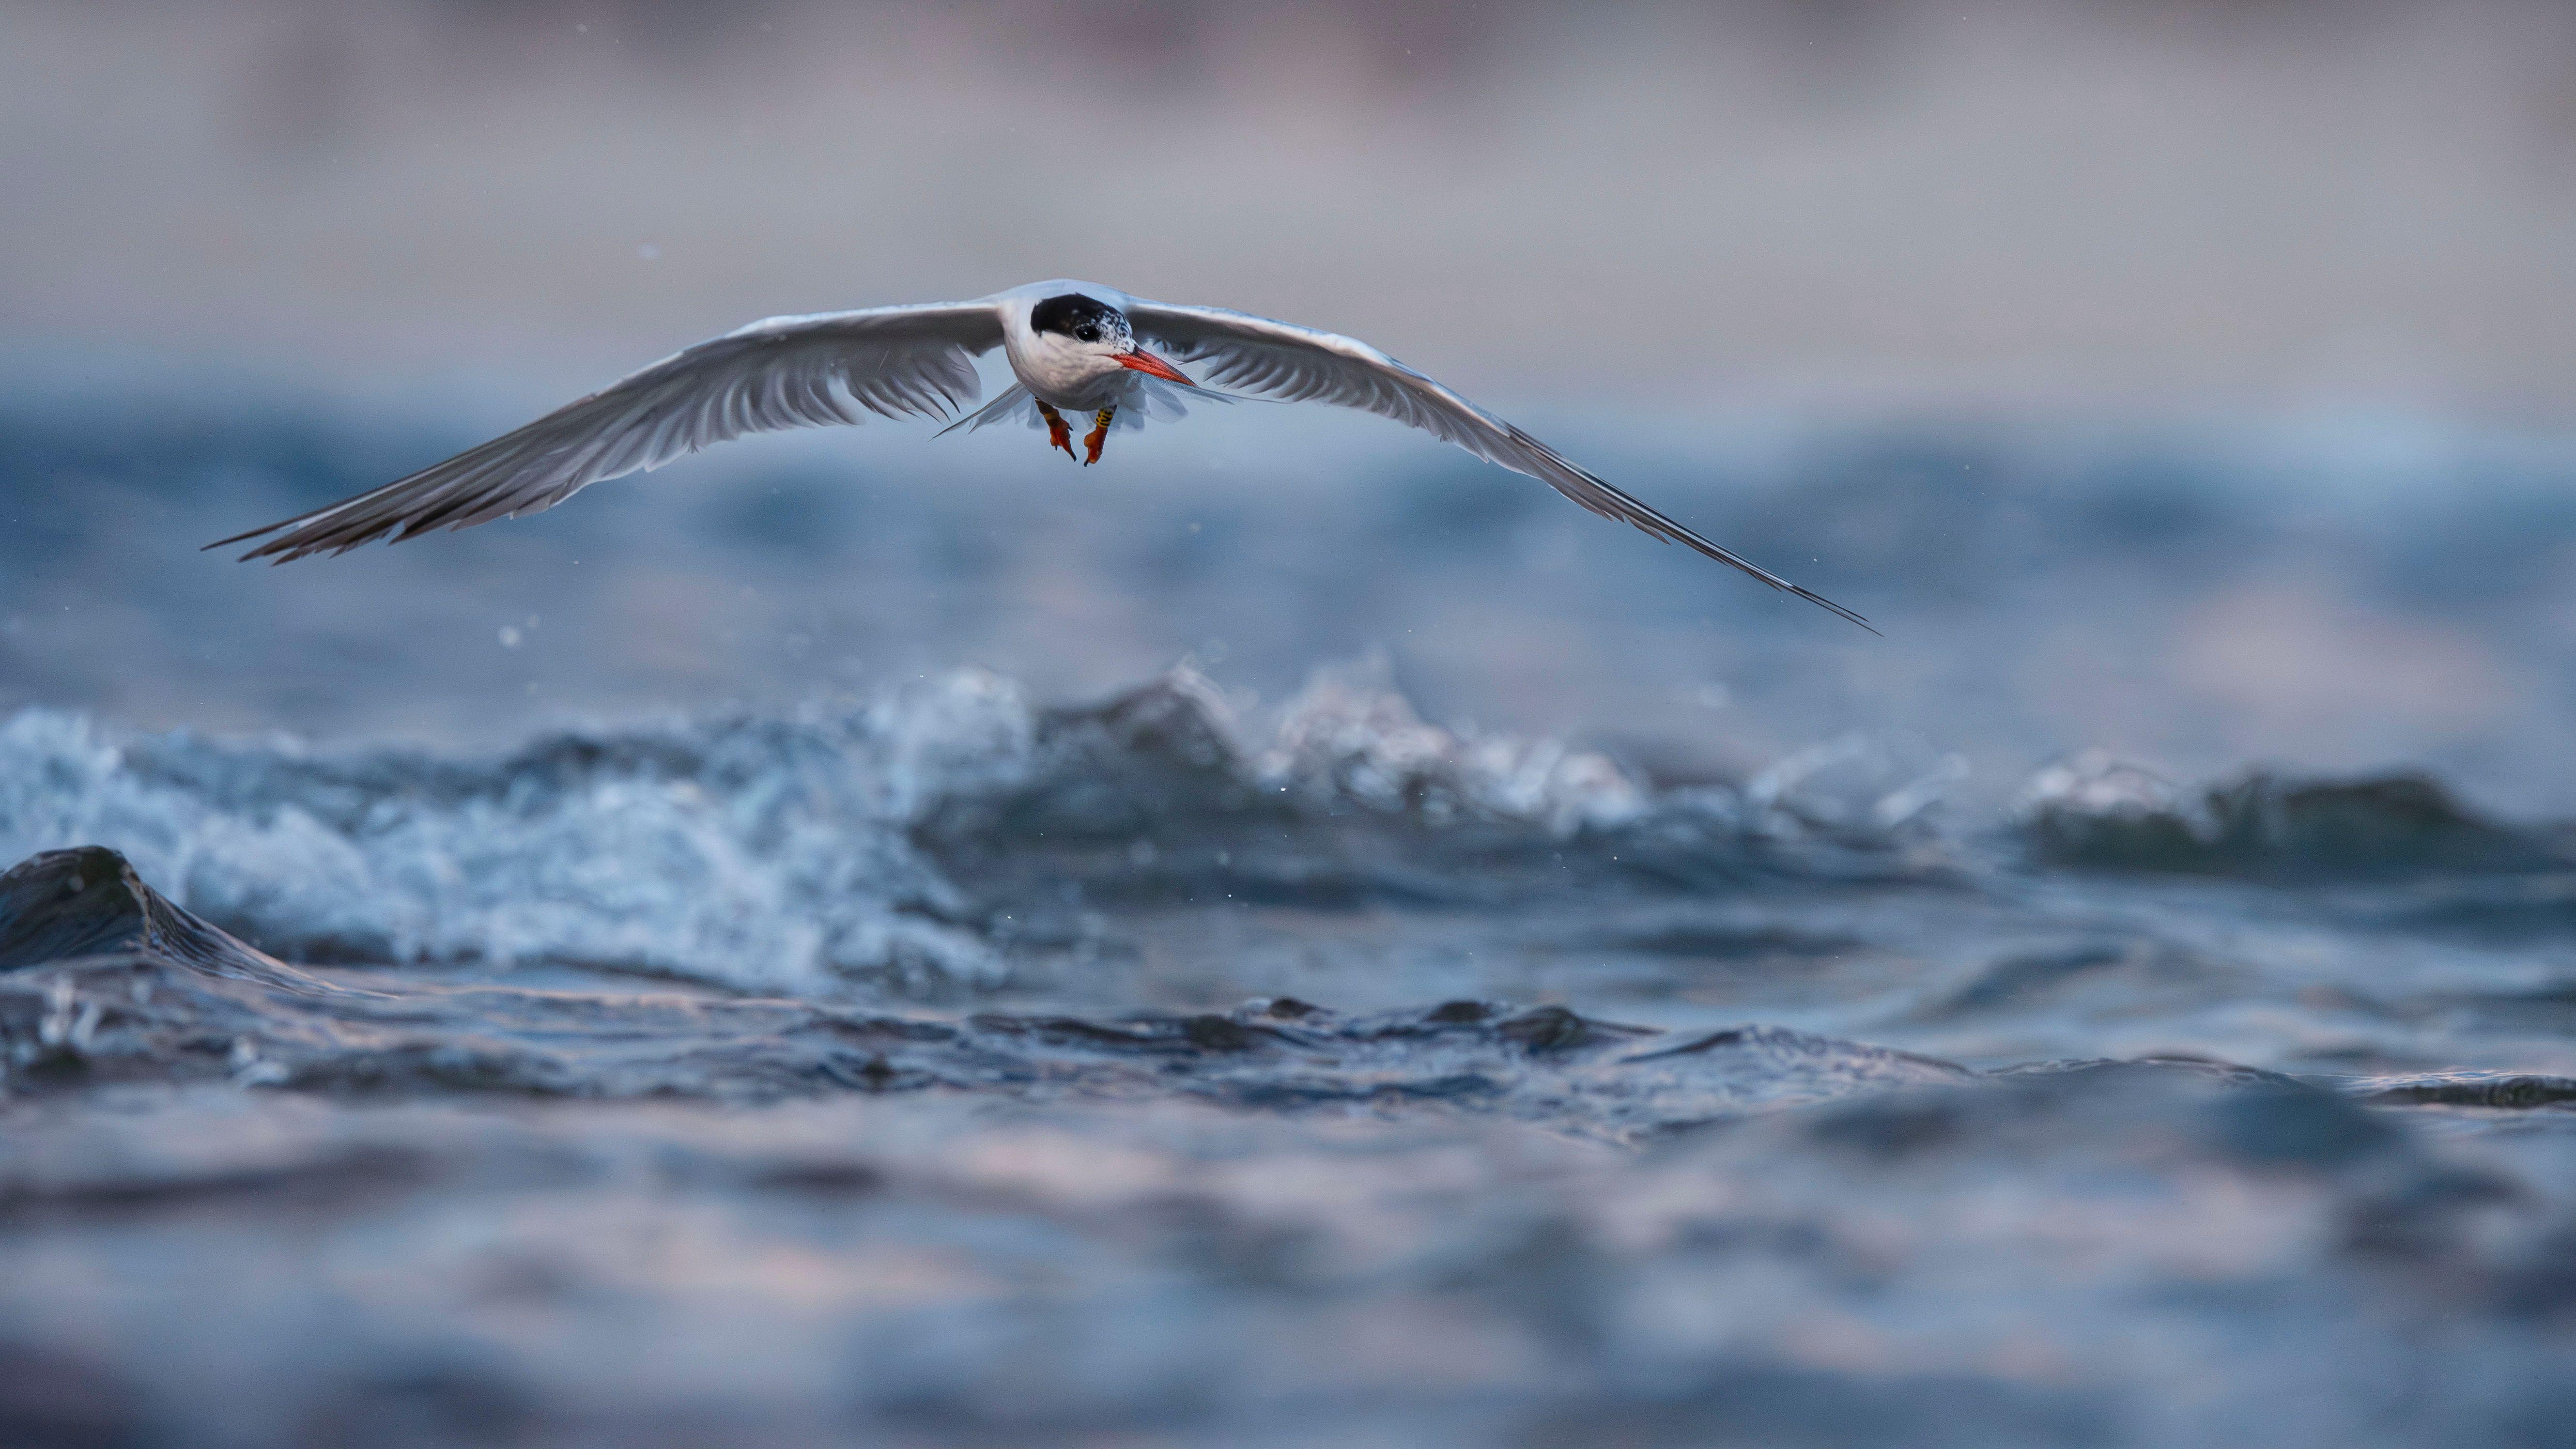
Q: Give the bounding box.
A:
[1081,406,1115,467]
[1037,402,1077,462]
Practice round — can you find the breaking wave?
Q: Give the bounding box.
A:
[0,663,1976,996]
[2015,750,2564,878]
[3,663,2567,999]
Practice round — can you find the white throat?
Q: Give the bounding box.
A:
[1004,310,1136,409]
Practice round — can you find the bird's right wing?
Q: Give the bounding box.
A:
[212,301,1006,562]
[1126,299,1870,631]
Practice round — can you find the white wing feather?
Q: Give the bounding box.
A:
[1126,300,1870,630]
[214,302,1004,562]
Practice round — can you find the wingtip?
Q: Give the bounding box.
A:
[1790,586,1880,635]
[202,523,278,553]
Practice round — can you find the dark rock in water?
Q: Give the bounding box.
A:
[0,845,286,978]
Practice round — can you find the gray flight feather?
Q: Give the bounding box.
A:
[209,301,1004,562]
[1122,299,1870,631]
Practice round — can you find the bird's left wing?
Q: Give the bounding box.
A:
[1126,300,1870,630]
[212,301,1005,562]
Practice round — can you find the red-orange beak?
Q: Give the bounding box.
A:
[1116,347,1195,386]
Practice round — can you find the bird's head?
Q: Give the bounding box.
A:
[1030,293,1193,385]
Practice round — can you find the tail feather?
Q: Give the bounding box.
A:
[933,383,1037,437]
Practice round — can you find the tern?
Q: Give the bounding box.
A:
[211,279,1868,629]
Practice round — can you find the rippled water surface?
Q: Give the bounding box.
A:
[5,664,2576,1448]
[5,398,2576,1445]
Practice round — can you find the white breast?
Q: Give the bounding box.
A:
[1003,325,1126,410]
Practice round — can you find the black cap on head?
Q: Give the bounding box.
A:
[1031,293,1122,341]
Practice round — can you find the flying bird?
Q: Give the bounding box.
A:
[210,279,1868,629]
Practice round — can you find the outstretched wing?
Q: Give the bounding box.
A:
[212,301,1006,562]
[1125,300,1870,631]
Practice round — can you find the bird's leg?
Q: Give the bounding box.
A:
[1035,401,1077,461]
[1082,406,1116,466]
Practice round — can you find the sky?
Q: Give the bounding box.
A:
[5,0,2574,416]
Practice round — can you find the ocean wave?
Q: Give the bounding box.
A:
[14,842,2573,1151]
[10,664,2554,1001]
[0,842,1961,1135]
[0,663,1977,995]
[2015,750,2563,878]
[0,687,1003,995]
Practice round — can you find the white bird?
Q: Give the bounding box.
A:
[211,279,1868,629]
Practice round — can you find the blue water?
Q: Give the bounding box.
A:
[3,385,2575,1446]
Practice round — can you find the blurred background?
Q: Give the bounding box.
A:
[5,0,2576,812]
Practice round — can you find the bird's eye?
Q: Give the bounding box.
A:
[1075,326,1098,342]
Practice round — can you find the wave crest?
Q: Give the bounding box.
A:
[2018,751,2558,877]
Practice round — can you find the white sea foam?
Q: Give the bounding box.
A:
[0,664,1677,993]
[1255,658,1649,835]
[0,677,1023,995]
[0,660,2027,994]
